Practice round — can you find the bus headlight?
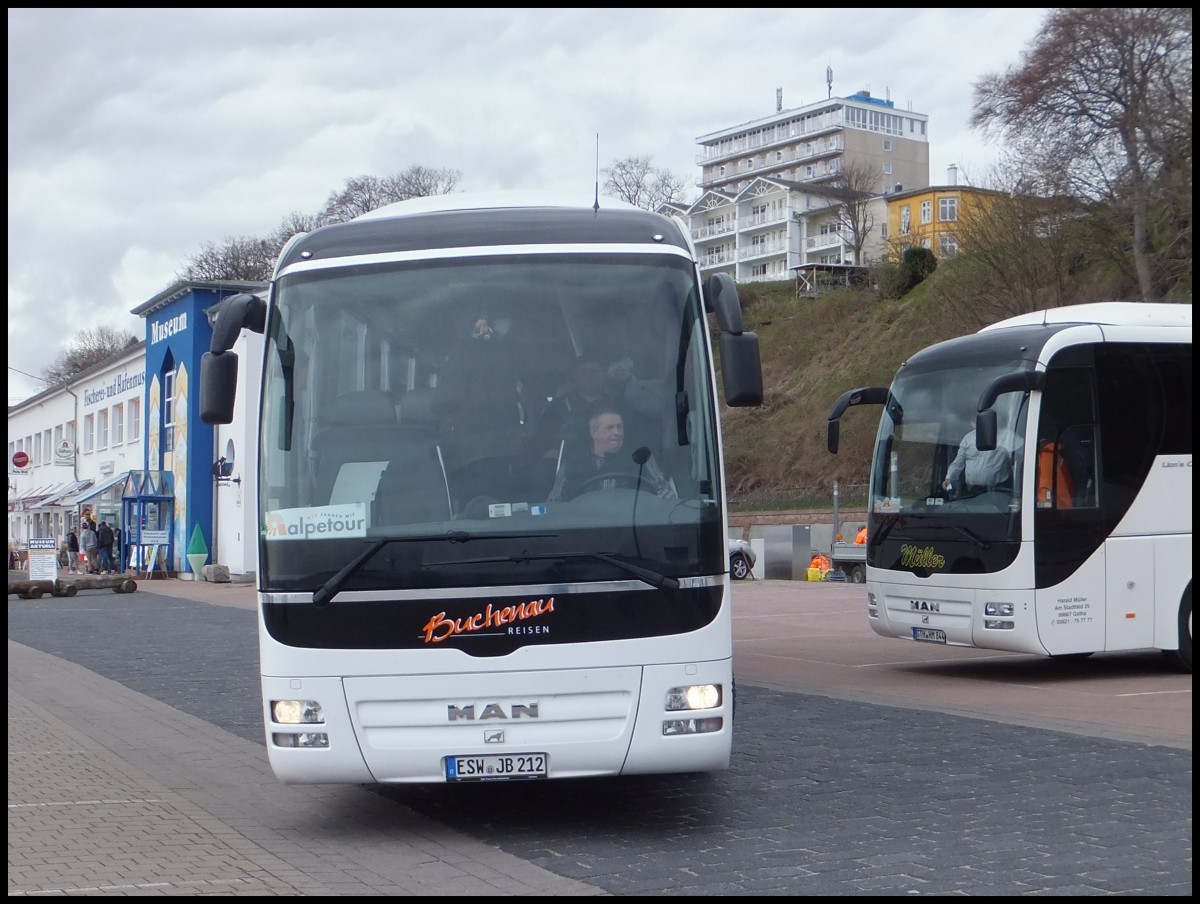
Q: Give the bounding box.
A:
[665,684,721,711]
[985,602,1015,617]
[867,591,879,618]
[271,699,325,724]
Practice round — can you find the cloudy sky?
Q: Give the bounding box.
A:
[7,8,1049,403]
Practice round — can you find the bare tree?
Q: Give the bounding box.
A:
[320,165,462,223]
[41,325,140,387]
[811,158,880,265]
[178,165,462,282]
[271,210,322,245]
[180,235,279,282]
[971,8,1193,300]
[381,164,462,205]
[602,155,692,210]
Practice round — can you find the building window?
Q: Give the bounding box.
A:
[163,369,176,453]
[939,234,959,258]
[751,263,767,277]
[83,415,95,454]
[939,197,959,222]
[899,206,911,236]
[775,150,784,163]
[112,403,124,446]
[719,165,726,177]
[883,163,893,176]
[881,223,888,238]
[920,200,932,225]
[129,398,141,442]
[883,139,893,151]
[97,409,109,450]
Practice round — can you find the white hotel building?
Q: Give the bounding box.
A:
[671,89,931,284]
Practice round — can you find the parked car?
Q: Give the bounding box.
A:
[728,539,756,580]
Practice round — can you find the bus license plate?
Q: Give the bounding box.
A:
[446,753,548,781]
[912,627,947,644]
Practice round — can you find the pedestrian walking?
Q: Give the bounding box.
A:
[80,521,99,574]
[97,521,115,574]
[66,529,80,573]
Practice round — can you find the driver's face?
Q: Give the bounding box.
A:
[590,412,624,455]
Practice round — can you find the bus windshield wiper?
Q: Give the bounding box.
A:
[312,530,557,607]
[424,551,680,592]
[950,524,992,550]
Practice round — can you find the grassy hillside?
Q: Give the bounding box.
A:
[719,276,977,512]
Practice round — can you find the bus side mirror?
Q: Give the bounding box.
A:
[200,351,239,425]
[975,409,997,451]
[719,332,763,407]
[707,273,762,407]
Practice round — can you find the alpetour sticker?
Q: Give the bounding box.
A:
[264,504,368,540]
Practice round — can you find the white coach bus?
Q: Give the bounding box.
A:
[827,302,1191,671]
[199,192,762,783]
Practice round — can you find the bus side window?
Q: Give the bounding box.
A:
[1061,424,1098,508]
[1036,425,1097,509]
[1035,439,1074,508]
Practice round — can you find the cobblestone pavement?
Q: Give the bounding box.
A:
[8,580,1192,896]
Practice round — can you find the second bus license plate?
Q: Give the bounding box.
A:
[446,753,548,781]
[912,626,947,644]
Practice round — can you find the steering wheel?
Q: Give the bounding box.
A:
[573,471,653,496]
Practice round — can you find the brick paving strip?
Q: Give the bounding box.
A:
[8,641,606,897]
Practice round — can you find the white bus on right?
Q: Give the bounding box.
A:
[827,302,1191,672]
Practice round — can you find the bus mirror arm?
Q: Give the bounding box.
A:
[975,371,1044,451]
[211,293,267,354]
[826,386,889,454]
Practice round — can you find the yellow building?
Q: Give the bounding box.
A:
[885,165,1004,261]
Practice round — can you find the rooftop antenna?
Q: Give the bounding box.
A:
[826,65,833,99]
[776,87,783,112]
[593,133,600,213]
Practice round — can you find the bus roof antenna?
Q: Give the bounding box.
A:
[593,133,601,213]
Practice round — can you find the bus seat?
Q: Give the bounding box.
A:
[312,391,403,506]
[372,441,454,525]
[398,387,439,426]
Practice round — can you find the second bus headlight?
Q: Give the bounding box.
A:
[271,699,325,724]
[665,684,722,711]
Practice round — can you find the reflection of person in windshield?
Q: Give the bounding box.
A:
[942,428,1014,494]
[547,406,676,502]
